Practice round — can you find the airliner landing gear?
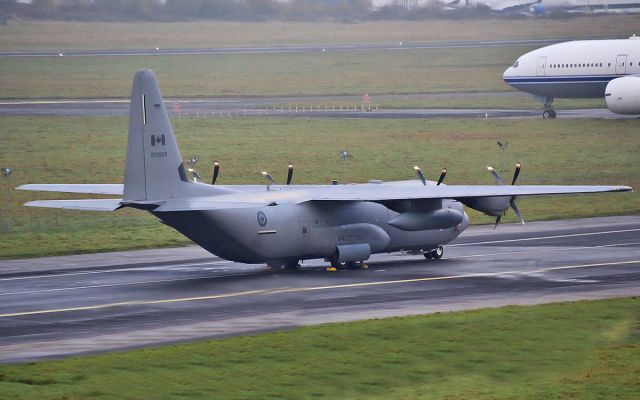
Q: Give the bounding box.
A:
[423,246,444,260]
[542,97,556,119]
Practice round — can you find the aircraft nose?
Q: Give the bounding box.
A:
[503,66,514,81]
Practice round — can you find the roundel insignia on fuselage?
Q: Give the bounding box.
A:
[257,211,268,227]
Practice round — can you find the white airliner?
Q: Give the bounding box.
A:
[503,36,640,118]
[441,0,540,12]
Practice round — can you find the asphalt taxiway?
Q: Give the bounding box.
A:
[0,95,633,119]
[0,38,569,58]
[1,215,639,363]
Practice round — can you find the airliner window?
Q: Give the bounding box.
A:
[512,61,519,68]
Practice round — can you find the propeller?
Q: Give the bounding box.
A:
[262,171,277,186]
[437,168,447,186]
[414,165,427,186]
[211,161,219,185]
[287,163,294,185]
[415,165,447,186]
[486,162,525,229]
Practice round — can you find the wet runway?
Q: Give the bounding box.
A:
[0,38,568,58]
[1,215,639,363]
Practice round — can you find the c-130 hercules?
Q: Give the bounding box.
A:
[19,70,632,270]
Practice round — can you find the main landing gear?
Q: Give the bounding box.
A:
[542,97,556,119]
[423,246,444,260]
[328,258,367,271]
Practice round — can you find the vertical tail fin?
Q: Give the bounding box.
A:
[123,69,187,201]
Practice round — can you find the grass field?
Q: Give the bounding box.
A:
[1,297,638,399]
[1,115,637,259]
[0,46,526,98]
[1,16,638,50]
[1,15,638,100]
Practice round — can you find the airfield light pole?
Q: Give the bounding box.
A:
[2,167,13,232]
[340,150,351,181]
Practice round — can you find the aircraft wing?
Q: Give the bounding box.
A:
[25,199,123,211]
[17,181,631,212]
[143,183,631,212]
[307,183,632,202]
[17,184,124,195]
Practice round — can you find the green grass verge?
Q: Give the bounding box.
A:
[1,116,638,259]
[0,46,526,99]
[1,17,637,50]
[2,16,638,100]
[1,297,639,399]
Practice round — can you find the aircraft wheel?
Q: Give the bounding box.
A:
[543,110,551,119]
[350,260,365,269]
[423,250,432,260]
[430,246,444,260]
[549,110,557,119]
[331,259,348,269]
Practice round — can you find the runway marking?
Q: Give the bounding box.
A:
[268,260,640,294]
[0,272,262,297]
[448,241,640,259]
[0,260,233,282]
[1,259,638,319]
[0,290,267,318]
[449,228,640,247]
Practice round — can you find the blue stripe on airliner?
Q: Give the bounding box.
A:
[504,75,619,84]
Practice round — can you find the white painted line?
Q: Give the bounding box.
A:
[0,272,259,297]
[0,260,232,282]
[447,241,640,259]
[448,228,640,247]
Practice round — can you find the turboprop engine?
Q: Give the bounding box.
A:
[605,76,640,115]
[388,209,464,231]
[461,163,525,229]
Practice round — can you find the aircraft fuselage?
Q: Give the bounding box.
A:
[155,200,469,265]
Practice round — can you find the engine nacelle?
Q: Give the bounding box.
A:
[461,197,510,217]
[388,209,464,231]
[605,76,640,115]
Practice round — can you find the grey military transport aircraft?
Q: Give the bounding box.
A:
[19,69,632,270]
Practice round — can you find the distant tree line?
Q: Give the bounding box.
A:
[2,0,503,22]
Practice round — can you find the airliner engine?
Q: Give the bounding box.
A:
[605,76,640,115]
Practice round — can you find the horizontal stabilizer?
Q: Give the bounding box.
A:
[25,199,122,211]
[18,184,124,195]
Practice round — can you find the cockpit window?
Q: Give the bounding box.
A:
[512,60,519,68]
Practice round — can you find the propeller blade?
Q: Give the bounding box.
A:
[286,163,293,185]
[511,162,521,185]
[493,214,502,230]
[261,171,277,185]
[437,168,447,185]
[510,198,525,225]
[414,165,427,186]
[487,166,504,185]
[211,161,219,185]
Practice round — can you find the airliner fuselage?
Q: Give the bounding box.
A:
[503,37,640,117]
